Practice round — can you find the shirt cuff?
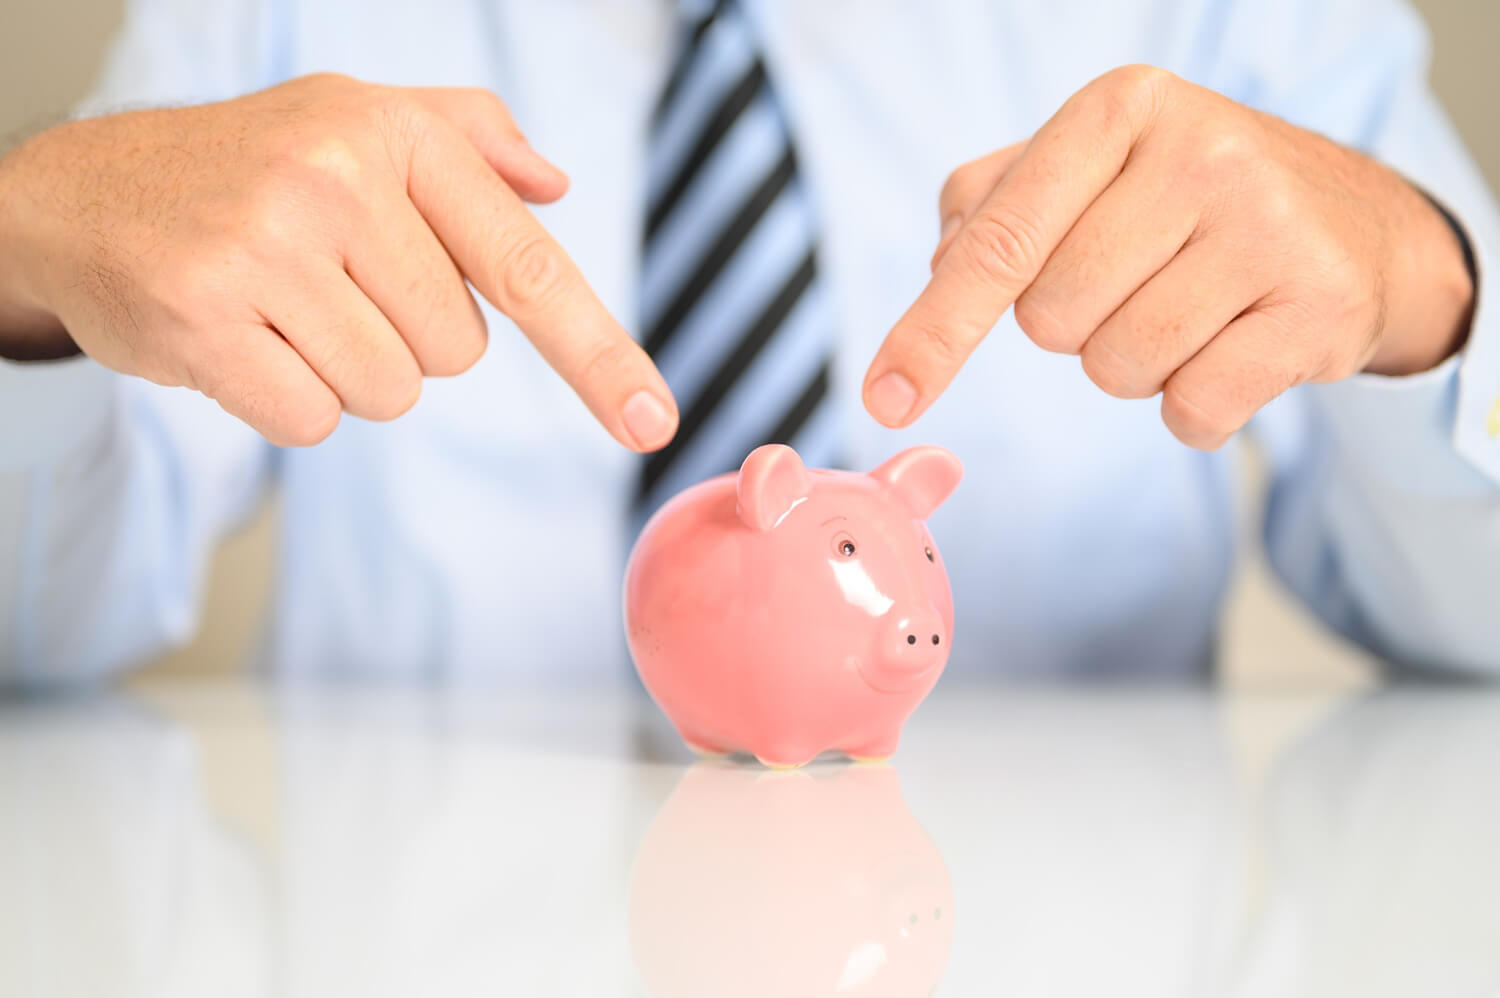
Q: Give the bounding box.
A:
[0,355,116,473]
[1450,208,1500,484]
[1306,196,1500,496]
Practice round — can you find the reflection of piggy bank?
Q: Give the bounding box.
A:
[624,444,962,767]
[628,762,954,997]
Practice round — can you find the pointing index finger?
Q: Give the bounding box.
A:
[407,115,678,452]
[863,65,1169,427]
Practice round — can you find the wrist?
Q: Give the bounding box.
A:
[0,131,76,360]
[1365,178,1475,377]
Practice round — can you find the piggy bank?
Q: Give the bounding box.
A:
[624,443,962,767]
[628,762,955,997]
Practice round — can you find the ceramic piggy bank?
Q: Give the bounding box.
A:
[624,443,962,767]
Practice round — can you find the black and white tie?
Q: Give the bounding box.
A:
[636,0,838,516]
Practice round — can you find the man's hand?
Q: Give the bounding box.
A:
[863,65,1475,449]
[0,74,679,450]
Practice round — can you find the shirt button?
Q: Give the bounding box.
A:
[1490,398,1500,438]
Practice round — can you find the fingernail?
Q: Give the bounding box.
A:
[866,371,919,427]
[622,390,676,450]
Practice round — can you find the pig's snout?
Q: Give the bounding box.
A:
[866,609,946,692]
[894,608,945,658]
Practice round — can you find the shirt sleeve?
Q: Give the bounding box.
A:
[0,0,278,683]
[1213,0,1500,672]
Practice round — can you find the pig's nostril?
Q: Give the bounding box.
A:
[932,634,940,645]
[906,634,916,645]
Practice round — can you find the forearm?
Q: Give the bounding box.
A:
[0,135,76,360]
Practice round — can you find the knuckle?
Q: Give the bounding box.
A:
[957,206,1047,291]
[370,90,433,150]
[420,322,488,378]
[370,87,421,119]
[341,343,423,421]
[365,366,423,421]
[233,370,341,447]
[571,337,638,390]
[273,132,371,198]
[498,236,572,318]
[1313,244,1372,306]
[1103,63,1174,100]
[1248,179,1303,233]
[297,71,359,93]
[1086,63,1176,128]
[1161,381,1232,446]
[402,278,488,377]
[469,88,516,129]
[237,194,306,259]
[442,337,487,378]
[938,169,964,209]
[1013,291,1085,354]
[278,395,342,447]
[909,320,968,370]
[1196,126,1256,175]
[1080,337,1154,398]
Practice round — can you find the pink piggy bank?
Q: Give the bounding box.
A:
[624,443,962,767]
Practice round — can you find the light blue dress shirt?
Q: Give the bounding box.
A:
[2,0,1498,682]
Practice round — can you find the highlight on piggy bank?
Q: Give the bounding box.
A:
[623,444,962,768]
[628,761,955,997]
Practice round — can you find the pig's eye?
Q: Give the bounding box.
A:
[833,533,857,558]
[924,546,934,562]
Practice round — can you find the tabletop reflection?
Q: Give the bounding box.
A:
[629,762,953,997]
[0,683,1497,996]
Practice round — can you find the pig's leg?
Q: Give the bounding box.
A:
[679,730,730,758]
[845,733,900,763]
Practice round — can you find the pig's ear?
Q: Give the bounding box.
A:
[737,444,811,531]
[870,446,963,518]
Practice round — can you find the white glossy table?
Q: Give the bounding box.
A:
[2,679,1497,997]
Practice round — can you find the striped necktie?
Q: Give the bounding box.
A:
[636,0,838,517]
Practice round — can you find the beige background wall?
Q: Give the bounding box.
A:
[3,0,1496,684]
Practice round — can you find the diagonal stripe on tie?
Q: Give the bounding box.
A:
[642,143,795,357]
[650,0,733,125]
[762,362,829,447]
[645,59,768,241]
[638,249,817,501]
